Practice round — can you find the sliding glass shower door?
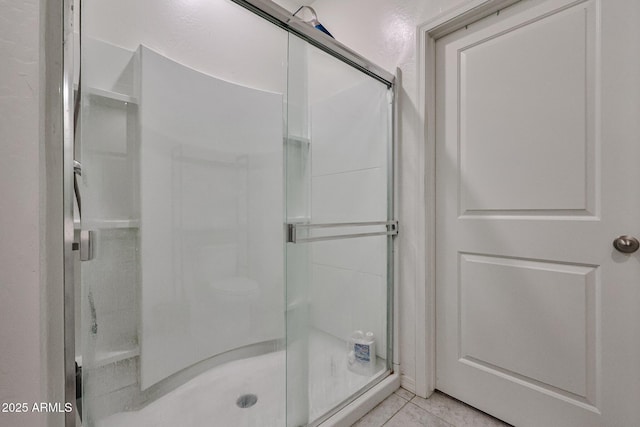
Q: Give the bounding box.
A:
[76,1,394,426]
[285,35,395,426]
[78,1,288,425]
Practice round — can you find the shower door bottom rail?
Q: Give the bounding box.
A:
[286,220,398,244]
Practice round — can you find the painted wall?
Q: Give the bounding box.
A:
[0,1,45,426]
[83,0,288,94]
[274,0,476,393]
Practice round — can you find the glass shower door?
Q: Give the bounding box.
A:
[285,35,395,426]
[78,1,288,425]
[76,1,394,425]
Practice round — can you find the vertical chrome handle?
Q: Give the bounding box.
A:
[80,230,95,261]
[73,229,95,261]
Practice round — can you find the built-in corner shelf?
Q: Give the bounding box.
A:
[86,86,138,105]
[286,135,310,145]
[83,219,140,229]
[287,215,311,224]
[74,84,138,106]
[76,347,140,369]
[95,347,140,368]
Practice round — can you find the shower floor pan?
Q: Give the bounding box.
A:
[95,329,386,427]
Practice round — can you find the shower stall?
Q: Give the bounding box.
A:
[70,0,397,425]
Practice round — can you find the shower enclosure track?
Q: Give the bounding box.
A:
[229,0,395,87]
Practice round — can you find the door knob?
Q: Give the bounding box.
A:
[613,235,640,254]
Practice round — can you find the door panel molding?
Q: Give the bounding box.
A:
[458,253,599,406]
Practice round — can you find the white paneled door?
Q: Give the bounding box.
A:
[435,0,640,426]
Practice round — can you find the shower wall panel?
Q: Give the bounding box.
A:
[138,47,283,389]
[309,79,389,357]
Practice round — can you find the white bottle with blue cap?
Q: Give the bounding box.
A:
[347,330,376,375]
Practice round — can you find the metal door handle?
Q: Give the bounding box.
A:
[73,229,95,261]
[287,221,398,244]
[613,235,639,254]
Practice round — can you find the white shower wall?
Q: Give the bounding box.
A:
[137,46,284,388]
[308,78,389,357]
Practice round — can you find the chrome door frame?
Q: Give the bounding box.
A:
[61,0,76,426]
[229,0,395,87]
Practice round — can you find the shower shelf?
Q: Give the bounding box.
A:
[286,135,310,144]
[83,86,139,106]
[83,219,140,229]
[92,347,140,368]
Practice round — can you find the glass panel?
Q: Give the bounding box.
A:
[285,35,312,427]
[79,1,287,425]
[79,1,393,425]
[285,34,392,426]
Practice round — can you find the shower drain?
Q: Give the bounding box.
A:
[236,394,258,409]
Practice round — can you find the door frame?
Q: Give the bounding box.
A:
[414,0,521,398]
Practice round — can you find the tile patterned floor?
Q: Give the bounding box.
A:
[352,389,512,427]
